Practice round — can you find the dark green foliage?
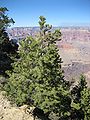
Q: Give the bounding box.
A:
[70,75,90,120]
[0,7,14,45]
[0,7,18,53]
[0,52,13,76]
[0,7,18,76]
[0,7,14,29]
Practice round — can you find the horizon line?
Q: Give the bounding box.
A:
[9,25,90,28]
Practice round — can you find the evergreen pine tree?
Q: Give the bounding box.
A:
[71,75,90,120]
[4,16,71,118]
[0,7,18,76]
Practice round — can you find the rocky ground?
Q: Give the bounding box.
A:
[0,91,34,120]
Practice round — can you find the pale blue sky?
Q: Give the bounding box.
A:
[0,0,90,27]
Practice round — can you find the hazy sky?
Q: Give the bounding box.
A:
[0,0,90,27]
